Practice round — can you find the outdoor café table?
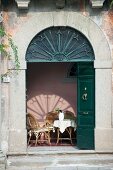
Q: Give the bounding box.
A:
[53,119,76,144]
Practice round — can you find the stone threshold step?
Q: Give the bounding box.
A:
[6,164,113,170]
[6,154,113,167]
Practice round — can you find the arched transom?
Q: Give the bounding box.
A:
[26,26,95,62]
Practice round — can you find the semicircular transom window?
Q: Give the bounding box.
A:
[26,26,95,62]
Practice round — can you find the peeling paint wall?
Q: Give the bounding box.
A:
[2,1,113,58]
[0,0,113,153]
[2,1,113,105]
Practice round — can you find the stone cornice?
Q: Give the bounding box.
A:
[91,0,105,8]
[14,0,105,9]
[15,0,30,9]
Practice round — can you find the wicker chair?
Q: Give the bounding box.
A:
[44,111,59,141]
[27,113,52,146]
[64,110,76,120]
[45,111,59,124]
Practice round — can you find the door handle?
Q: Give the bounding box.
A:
[83,112,88,115]
[82,93,88,100]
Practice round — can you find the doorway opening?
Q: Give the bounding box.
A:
[26,61,95,149]
[26,62,77,147]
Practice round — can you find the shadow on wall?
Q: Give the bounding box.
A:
[27,94,76,124]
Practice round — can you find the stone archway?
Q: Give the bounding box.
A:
[7,12,113,153]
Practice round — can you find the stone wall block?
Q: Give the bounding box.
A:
[9,70,26,129]
[67,12,111,60]
[95,69,112,128]
[53,11,68,26]
[95,128,113,152]
[8,129,27,152]
[13,12,53,66]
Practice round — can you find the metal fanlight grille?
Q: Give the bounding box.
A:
[26,26,95,62]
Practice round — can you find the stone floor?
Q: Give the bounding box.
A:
[6,147,113,170]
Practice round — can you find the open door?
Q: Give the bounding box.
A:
[77,62,95,149]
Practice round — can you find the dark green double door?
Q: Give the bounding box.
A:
[77,63,95,149]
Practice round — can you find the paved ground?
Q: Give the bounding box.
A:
[6,147,113,170]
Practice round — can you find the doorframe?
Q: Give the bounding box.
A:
[4,12,113,154]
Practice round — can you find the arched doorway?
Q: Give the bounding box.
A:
[8,12,112,153]
[26,26,95,149]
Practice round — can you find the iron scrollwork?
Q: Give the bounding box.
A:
[26,26,95,62]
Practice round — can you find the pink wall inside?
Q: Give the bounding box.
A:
[27,63,77,124]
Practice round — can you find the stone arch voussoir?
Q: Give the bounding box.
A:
[13,11,111,68]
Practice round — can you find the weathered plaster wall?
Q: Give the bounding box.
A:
[2,1,113,63]
[0,0,113,153]
[2,1,113,50]
[2,1,113,60]
[0,11,6,170]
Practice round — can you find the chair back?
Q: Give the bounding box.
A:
[45,111,59,124]
[64,111,76,120]
[27,113,39,130]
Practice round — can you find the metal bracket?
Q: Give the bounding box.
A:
[91,0,105,8]
[15,0,30,9]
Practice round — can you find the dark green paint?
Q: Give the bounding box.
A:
[77,62,95,149]
[77,128,94,149]
[26,27,94,63]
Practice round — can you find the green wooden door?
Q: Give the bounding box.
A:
[77,63,95,149]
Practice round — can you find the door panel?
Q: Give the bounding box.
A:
[77,128,94,149]
[77,114,95,127]
[78,79,94,112]
[77,63,95,149]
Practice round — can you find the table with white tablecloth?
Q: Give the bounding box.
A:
[53,119,77,144]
